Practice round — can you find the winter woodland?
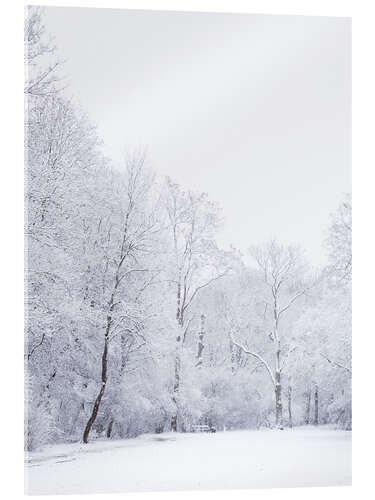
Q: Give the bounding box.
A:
[25,6,351,463]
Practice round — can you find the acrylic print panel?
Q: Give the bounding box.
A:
[24,5,351,495]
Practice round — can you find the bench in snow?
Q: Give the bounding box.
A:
[191,424,216,433]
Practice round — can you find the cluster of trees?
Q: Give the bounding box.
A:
[24,7,352,451]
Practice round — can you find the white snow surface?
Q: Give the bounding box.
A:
[25,426,351,495]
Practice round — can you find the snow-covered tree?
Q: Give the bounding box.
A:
[163,178,228,431]
[229,241,312,428]
[24,7,352,449]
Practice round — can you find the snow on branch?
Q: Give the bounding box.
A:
[229,332,276,387]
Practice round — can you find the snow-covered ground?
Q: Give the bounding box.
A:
[25,426,351,495]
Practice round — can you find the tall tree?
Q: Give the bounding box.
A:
[230,241,310,429]
[164,179,227,431]
[83,156,159,443]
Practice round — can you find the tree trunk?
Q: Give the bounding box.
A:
[106,419,114,438]
[305,390,311,424]
[170,414,177,432]
[83,259,125,444]
[171,282,183,432]
[171,347,180,432]
[196,314,205,367]
[229,340,236,374]
[274,341,283,429]
[314,384,319,425]
[287,384,292,428]
[275,371,283,429]
[83,324,109,443]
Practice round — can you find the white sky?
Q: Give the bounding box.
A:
[43,7,351,265]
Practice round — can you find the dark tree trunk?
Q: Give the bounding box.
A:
[196,314,205,367]
[287,384,292,428]
[314,384,319,425]
[305,390,311,424]
[171,350,180,433]
[171,344,181,432]
[171,329,182,432]
[170,414,177,432]
[83,259,124,444]
[82,383,106,443]
[83,321,110,443]
[106,419,114,438]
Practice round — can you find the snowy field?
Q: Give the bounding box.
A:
[25,426,351,495]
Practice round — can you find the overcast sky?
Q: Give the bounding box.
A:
[43,7,351,265]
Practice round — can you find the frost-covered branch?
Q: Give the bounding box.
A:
[229,332,275,387]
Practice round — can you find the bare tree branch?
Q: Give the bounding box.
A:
[320,352,352,374]
[183,272,227,313]
[27,333,46,360]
